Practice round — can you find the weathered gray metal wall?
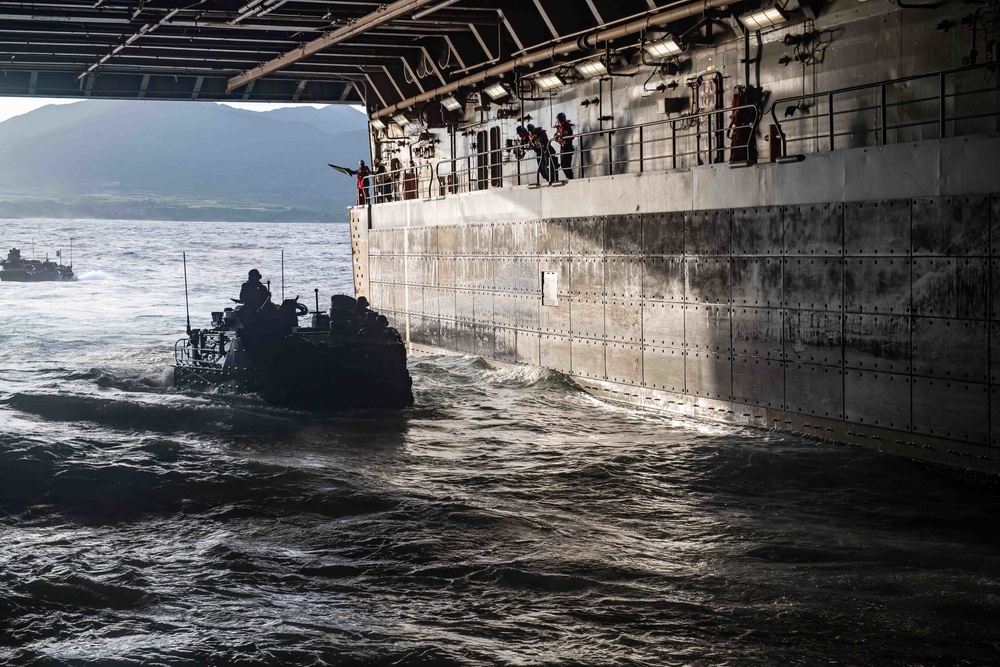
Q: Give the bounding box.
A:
[368,190,1000,474]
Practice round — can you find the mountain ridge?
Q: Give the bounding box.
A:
[0,101,371,222]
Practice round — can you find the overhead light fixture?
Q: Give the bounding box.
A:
[393,113,410,127]
[370,118,387,131]
[535,73,565,91]
[644,36,685,59]
[739,1,789,31]
[575,59,607,78]
[484,82,510,100]
[440,95,463,112]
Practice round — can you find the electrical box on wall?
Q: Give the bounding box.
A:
[656,97,688,114]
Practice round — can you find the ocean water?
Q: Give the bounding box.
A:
[1,219,999,666]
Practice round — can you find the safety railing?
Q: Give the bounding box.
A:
[425,102,759,202]
[174,333,228,368]
[770,62,1000,156]
[358,163,435,205]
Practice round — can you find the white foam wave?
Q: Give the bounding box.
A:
[77,270,114,281]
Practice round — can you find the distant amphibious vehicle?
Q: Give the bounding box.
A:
[173,292,413,411]
[0,247,76,282]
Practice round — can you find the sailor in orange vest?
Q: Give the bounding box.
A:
[553,112,575,180]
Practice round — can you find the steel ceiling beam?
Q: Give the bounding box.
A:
[226,0,442,93]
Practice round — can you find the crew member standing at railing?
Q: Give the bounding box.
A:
[346,160,371,205]
[373,159,389,203]
[527,124,557,184]
[553,112,575,180]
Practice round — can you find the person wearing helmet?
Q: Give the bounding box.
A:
[239,268,271,317]
[514,125,530,160]
[554,112,575,180]
[528,124,557,184]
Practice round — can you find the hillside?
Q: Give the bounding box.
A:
[0,101,371,222]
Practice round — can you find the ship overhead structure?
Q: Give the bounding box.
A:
[2,1,999,473]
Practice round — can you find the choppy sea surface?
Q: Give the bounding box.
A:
[1,219,999,666]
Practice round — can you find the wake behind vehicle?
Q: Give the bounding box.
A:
[0,247,76,282]
[172,290,413,411]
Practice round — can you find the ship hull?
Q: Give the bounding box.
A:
[353,135,1000,474]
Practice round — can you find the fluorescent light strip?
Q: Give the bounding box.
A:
[370,118,387,131]
[575,59,607,78]
[644,37,683,59]
[740,6,788,31]
[535,73,565,91]
[484,82,509,100]
[441,96,463,111]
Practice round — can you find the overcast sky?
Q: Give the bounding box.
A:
[0,98,363,124]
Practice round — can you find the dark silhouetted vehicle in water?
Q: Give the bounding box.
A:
[173,291,413,411]
[0,247,76,282]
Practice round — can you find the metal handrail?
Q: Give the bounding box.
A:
[359,163,434,205]
[769,61,1000,155]
[419,102,759,204]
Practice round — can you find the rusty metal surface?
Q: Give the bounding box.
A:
[606,300,642,343]
[844,257,911,314]
[686,352,731,401]
[912,258,989,318]
[732,357,783,409]
[783,258,842,311]
[571,258,605,297]
[643,346,686,393]
[606,343,642,385]
[642,257,685,302]
[731,257,782,308]
[912,378,989,445]
[784,204,843,256]
[642,212,684,256]
[605,214,642,256]
[911,317,988,382]
[570,297,605,339]
[685,305,731,354]
[785,310,843,367]
[912,195,990,256]
[606,257,643,299]
[732,207,782,256]
[685,210,731,256]
[642,302,685,348]
[844,200,911,256]
[785,362,844,420]
[843,314,910,373]
[732,307,782,360]
[571,338,606,379]
[686,258,730,305]
[844,371,911,432]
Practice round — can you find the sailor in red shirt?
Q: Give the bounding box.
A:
[348,160,372,205]
[554,112,575,180]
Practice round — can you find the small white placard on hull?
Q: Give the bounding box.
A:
[542,271,558,306]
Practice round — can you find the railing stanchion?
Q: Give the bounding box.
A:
[828,92,835,151]
[878,83,889,146]
[671,121,677,170]
[939,71,946,138]
[608,131,613,176]
[707,115,713,164]
[639,126,644,173]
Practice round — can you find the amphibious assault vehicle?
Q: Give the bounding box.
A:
[0,247,75,282]
[173,293,413,411]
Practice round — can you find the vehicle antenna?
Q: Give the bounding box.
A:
[183,251,191,336]
[314,288,319,314]
[70,238,73,268]
[31,238,34,260]
[281,249,285,302]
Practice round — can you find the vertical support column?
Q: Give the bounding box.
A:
[879,83,887,146]
[938,72,947,139]
[828,92,835,151]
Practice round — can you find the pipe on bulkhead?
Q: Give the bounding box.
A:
[371,0,736,119]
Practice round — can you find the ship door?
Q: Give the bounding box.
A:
[489,127,502,187]
[475,130,488,190]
